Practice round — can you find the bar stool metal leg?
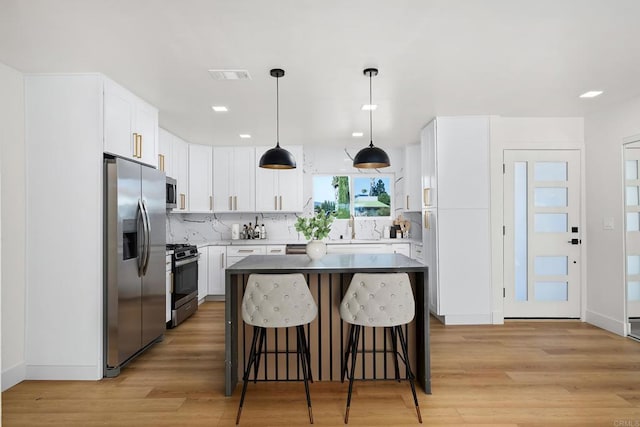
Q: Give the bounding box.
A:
[344,324,361,424]
[253,327,267,383]
[389,326,401,382]
[236,326,261,425]
[397,326,422,423]
[298,325,314,383]
[296,325,314,424]
[341,324,356,383]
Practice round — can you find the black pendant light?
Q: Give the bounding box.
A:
[353,68,391,169]
[259,68,297,169]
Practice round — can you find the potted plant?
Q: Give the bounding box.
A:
[295,209,335,260]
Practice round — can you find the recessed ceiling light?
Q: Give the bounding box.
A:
[208,69,251,80]
[352,132,364,137]
[361,104,378,111]
[239,134,251,139]
[579,91,603,98]
[212,106,228,112]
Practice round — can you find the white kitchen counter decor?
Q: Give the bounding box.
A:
[306,240,327,260]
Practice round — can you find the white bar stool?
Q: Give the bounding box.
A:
[236,273,317,424]
[339,272,422,423]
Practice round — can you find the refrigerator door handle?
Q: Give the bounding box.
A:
[137,199,148,276]
[141,199,151,275]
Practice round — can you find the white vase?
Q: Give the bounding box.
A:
[306,240,327,260]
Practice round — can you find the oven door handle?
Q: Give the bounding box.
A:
[174,254,200,268]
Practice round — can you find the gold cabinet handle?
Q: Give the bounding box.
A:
[228,196,232,211]
[138,134,143,159]
[279,195,282,210]
[133,133,139,157]
[234,195,237,211]
[170,272,174,293]
[220,253,224,269]
[180,193,186,210]
[158,154,165,171]
[210,196,213,211]
[406,195,410,209]
[424,211,430,229]
[274,195,278,210]
[423,188,430,207]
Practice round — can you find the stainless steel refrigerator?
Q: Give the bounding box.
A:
[104,156,166,377]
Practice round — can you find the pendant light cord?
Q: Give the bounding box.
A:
[276,75,280,148]
[369,71,374,148]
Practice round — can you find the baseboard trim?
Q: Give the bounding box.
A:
[2,362,26,391]
[443,313,493,325]
[585,310,626,336]
[26,364,102,381]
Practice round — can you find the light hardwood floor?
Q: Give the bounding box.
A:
[3,302,640,426]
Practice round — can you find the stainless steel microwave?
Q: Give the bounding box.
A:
[166,176,177,209]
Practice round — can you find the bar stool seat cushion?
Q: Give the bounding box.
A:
[340,273,414,327]
[242,273,317,328]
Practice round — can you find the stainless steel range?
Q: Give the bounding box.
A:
[166,243,199,328]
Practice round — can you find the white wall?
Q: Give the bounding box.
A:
[489,117,585,324]
[25,75,103,380]
[0,61,26,390]
[584,97,640,336]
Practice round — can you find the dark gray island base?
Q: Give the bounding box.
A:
[224,253,430,396]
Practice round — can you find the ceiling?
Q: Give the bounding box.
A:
[2,0,640,149]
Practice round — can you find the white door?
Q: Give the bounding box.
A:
[624,147,640,318]
[503,149,581,318]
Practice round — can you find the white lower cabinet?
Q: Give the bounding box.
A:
[166,255,172,323]
[411,243,424,262]
[392,243,411,257]
[265,245,286,255]
[197,246,209,302]
[226,245,266,268]
[208,246,226,296]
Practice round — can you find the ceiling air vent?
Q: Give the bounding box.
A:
[208,69,251,80]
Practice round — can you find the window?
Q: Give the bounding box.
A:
[312,174,393,218]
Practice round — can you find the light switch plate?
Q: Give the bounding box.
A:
[603,217,614,230]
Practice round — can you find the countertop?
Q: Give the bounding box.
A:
[183,238,422,248]
[226,253,426,273]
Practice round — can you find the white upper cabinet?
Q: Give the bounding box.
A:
[160,128,189,211]
[430,117,490,209]
[188,144,213,212]
[421,121,437,208]
[403,143,422,211]
[255,145,303,212]
[103,78,158,167]
[213,147,255,212]
[158,128,172,175]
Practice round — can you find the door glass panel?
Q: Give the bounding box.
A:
[626,160,638,180]
[627,213,640,232]
[535,256,568,276]
[626,186,640,206]
[627,255,640,275]
[534,213,567,232]
[514,162,528,301]
[534,188,567,207]
[534,162,567,181]
[628,281,640,301]
[535,281,568,301]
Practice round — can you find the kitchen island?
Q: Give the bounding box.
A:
[224,253,429,396]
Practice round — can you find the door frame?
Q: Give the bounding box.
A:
[622,133,640,337]
[490,137,586,324]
